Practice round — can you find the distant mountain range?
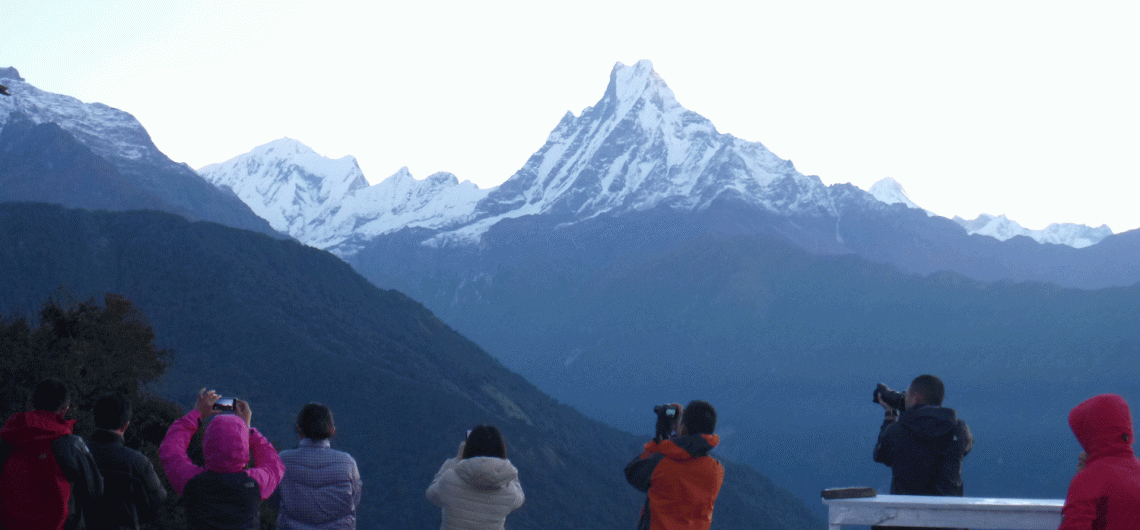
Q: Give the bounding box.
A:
[952,213,1111,248]
[868,177,1111,248]
[197,61,1133,289]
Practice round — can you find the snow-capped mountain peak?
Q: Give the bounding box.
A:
[199,138,368,239]
[869,177,923,210]
[0,67,166,164]
[198,138,491,251]
[606,59,682,123]
[427,60,832,246]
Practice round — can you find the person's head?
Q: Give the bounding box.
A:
[203,415,251,473]
[680,400,717,435]
[907,374,945,408]
[31,378,70,414]
[462,425,507,459]
[296,402,336,440]
[94,393,132,431]
[1069,394,1133,457]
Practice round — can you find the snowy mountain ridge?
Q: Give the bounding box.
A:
[0,68,167,166]
[952,214,1111,249]
[202,60,838,253]
[198,139,488,251]
[196,60,1109,253]
[867,176,1109,248]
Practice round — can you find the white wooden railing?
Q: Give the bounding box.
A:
[823,494,1064,529]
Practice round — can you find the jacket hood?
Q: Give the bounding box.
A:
[900,404,959,439]
[661,433,719,461]
[453,456,519,490]
[203,414,250,473]
[0,410,75,449]
[1069,394,1134,461]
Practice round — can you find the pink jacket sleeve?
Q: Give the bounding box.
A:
[158,409,205,495]
[246,427,285,500]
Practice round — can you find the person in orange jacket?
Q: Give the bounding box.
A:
[1059,393,1140,529]
[624,400,724,530]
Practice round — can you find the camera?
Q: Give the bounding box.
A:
[213,397,236,412]
[652,404,681,442]
[873,383,906,412]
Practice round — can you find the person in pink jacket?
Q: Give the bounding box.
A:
[1059,393,1140,530]
[159,388,285,530]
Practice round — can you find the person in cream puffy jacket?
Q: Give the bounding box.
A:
[426,425,524,530]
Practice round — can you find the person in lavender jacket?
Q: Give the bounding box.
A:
[277,403,362,530]
[159,389,285,530]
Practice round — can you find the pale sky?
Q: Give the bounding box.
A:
[2,1,1138,232]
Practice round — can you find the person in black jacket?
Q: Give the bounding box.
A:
[872,374,972,530]
[86,393,168,530]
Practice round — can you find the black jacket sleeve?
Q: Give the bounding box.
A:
[52,434,104,528]
[625,451,663,493]
[134,455,167,523]
[872,418,897,466]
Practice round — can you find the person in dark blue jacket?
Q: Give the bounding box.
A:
[873,374,972,530]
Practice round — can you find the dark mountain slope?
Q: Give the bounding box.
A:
[0,202,820,530]
[345,199,1140,507]
[0,116,165,211]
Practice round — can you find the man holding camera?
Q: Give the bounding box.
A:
[625,400,724,530]
[873,375,972,529]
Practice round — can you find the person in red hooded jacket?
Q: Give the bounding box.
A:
[0,378,103,530]
[1059,393,1140,530]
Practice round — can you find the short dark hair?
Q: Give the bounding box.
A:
[462,425,507,459]
[32,378,70,412]
[910,374,945,406]
[297,403,335,440]
[682,400,717,435]
[94,394,132,430]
